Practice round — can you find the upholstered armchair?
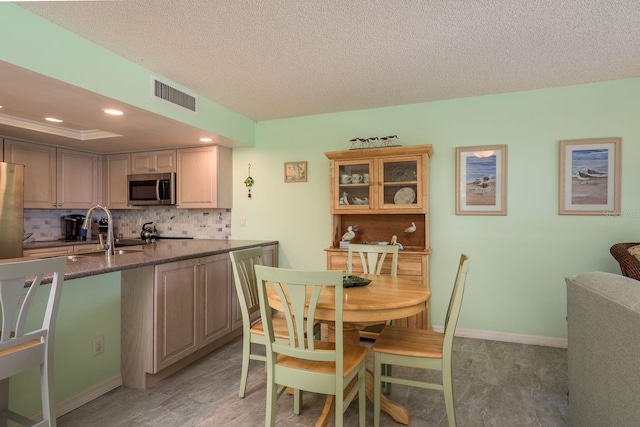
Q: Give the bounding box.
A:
[610,242,640,280]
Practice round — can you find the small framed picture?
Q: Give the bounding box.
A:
[559,137,621,215]
[284,161,307,183]
[456,145,508,215]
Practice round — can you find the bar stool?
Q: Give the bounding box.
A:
[0,257,66,427]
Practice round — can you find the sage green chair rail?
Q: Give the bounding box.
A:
[372,254,469,427]
[255,265,367,427]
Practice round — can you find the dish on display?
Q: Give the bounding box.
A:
[394,187,416,204]
[391,166,410,182]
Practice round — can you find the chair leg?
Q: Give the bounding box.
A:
[239,334,251,397]
[382,363,392,394]
[41,359,56,427]
[442,363,456,427]
[373,353,382,427]
[293,389,302,415]
[335,384,344,427]
[358,368,366,427]
[264,370,277,427]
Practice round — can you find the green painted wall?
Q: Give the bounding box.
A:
[231,78,640,339]
[0,3,255,146]
[3,3,639,343]
[11,273,121,417]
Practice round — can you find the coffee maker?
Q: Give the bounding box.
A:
[63,214,87,241]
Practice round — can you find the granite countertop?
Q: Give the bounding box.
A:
[12,240,278,282]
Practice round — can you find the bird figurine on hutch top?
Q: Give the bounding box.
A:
[342,225,358,242]
[404,222,416,233]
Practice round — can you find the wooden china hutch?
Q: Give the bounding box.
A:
[324,144,433,330]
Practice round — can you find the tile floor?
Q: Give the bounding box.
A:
[57,336,569,426]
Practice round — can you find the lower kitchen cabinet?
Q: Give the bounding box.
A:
[122,244,278,389]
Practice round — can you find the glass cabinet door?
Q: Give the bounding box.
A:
[379,157,421,209]
[335,160,372,210]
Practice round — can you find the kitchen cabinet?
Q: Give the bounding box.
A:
[176,146,232,209]
[121,243,278,389]
[131,150,176,173]
[153,253,233,371]
[324,145,433,330]
[103,153,131,209]
[3,139,101,209]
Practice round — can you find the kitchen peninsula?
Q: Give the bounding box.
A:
[10,239,277,419]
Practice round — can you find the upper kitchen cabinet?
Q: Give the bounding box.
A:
[131,150,176,173]
[177,146,232,209]
[3,139,101,209]
[104,153,131,209]
[325,145,433,213]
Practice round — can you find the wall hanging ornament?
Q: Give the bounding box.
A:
[244,164,254,198]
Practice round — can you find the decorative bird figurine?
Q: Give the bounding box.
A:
[404,222,416,233]
[341,225,358,241]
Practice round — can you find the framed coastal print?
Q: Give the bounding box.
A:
[456,145,507,215]
[559,137,621,215]
[284,161,307,182]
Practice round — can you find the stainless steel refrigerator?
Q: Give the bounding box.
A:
[0,162,25,260]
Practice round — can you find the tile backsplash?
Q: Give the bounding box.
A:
[24,207,231,242]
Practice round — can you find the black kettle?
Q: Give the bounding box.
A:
[140,222,157,242]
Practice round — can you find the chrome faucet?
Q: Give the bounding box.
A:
[82,204,114,257]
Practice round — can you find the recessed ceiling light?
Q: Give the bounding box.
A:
[200,137,213,142]
[45,117,63,123]
[103,109,124,116]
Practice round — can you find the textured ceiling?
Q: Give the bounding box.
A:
[18,0,640,121]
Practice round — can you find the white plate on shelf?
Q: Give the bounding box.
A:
[394,187,416,204]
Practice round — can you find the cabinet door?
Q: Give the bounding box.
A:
[4,139,57,208]
[377,155,424,211]
[200,254,232,346]
[57,148,101,209]
[154,259,199,372]
[131,150,176,173]
[104,154,130,209]
[177,146,232,209]
[332,159,374,211]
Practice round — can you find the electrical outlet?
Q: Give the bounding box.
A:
[93,336,104,356]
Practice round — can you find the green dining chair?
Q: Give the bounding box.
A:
[254,265,367,427]
[347,243,399,277]
[347,243,399,340]
[0,256,66,427]
[372,254,469,427]
[229,247,298,398]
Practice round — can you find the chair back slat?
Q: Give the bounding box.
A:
[348,244,398,277]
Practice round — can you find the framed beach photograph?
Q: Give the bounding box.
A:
[456,145,508,215]
[284,161,307,183]
[559,137,621,215]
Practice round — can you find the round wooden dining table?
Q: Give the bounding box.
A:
[267,273,431,427]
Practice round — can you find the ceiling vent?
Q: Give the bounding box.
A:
[152,77,197,113]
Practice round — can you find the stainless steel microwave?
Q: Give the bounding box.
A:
[127,172,176,206]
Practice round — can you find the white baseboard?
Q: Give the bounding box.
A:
[56,374,122,417]
[432,326,568,348]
